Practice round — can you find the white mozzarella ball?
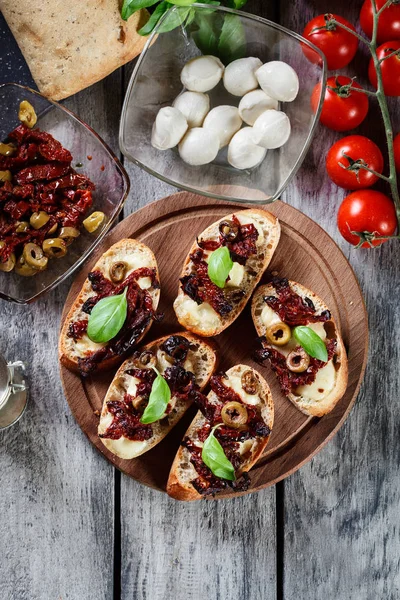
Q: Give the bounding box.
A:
[173,91,210,128]
[238,90,279,126]
[151,107,188,150]
[179,128,220,166]
[223,57,263,96]
[256,61,299,102]
[252,110,291,149]
[228,127,267,170]
[180,55,224,93]
[203,105,242,149]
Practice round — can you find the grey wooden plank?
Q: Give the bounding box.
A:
[0,51,122,598]
[120,2,278,599]
[280,1,400,598]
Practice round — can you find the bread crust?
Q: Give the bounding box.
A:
[98,332,218,459]
[166,364,274,501]
[173,208,280,337]
[251,281,348,417]
[59,238,160,374]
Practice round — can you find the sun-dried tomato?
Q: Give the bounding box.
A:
[99,394,153,442]
[255,338,337,395]
[0,124,95,265]
[67,320,88,341]
[264,278,331,326]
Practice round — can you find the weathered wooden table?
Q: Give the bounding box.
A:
[1,1,399,598]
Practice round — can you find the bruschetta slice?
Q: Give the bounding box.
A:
[173,209,280,337]
[59,239,161,376]
[98,333,217,459]
[252,278,348,417]
[167,364,274,501]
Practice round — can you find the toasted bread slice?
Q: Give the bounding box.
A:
[252,280,348,417]
[98,333,218,459]
[167,364,274,501]
[173,209,280,337]
[59,239,160,375]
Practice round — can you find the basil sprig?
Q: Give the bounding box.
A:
[140,367,171,424]
[87,288,128,343]
[201,424,236,481]
[207,246,233,288]
[293,326,328,362]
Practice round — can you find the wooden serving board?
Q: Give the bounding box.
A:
[59,192,368,499]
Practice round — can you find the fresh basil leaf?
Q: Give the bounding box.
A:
[121,0,159,21]
[138,1,170,35]
[226,0,248,9]
[87,288,128,344]
[140,368,171,424]
[156,5,192,32]
[202,425,236,481]
[293,326,328,362]
[192,11,222,55]
[208,246,233,288]
[166,0,196,5]
[218,13,246,64]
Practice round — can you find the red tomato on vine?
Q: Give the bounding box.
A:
[303,13,358,70]
[311,76,369,132]
[360,0,400,44]
[326,136,384,190]
[368,41,400,96]
[337,190,397,247]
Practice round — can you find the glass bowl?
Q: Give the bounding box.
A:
[0,84,130,304]
[120,3,326,204]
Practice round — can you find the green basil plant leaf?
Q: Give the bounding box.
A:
[293,326,329,362]
[157,5,192,32]
[218,12,246,63]
[121,0,159,21]
[87,288,128,344]
[167,0,196,6]
[138,1,170,34]
[202,424,236,481]
[140,368,171,424]
[226,0,248,9]
[208,246,233,288]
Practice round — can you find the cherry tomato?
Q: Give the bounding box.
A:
[394,133,400,172]
[311,76,369,132]
[368,41,400,96]
[326,136,384,190]
[337,190,397,247]
[360,0,400,44]
[303,13,358,70]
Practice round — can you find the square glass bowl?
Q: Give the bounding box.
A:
[120,3,326,204]
[0,84,129,304]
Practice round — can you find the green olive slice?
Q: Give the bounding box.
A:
[83,211,105,233]
[18,100,37,128]
[15,256,38,277]
[221,401,248,429]
[109,261,127,283]
[266,322,291,346]
[0,170,12,182]
[15,221,29,233]
[43,238,67,258]
[30,211,50,230]
[59,227,80,246]
[0,143,16,157]
[23,243,48,270]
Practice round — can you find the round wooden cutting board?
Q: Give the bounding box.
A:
[59,192,368,499]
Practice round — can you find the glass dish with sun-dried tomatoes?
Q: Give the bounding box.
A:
[0,101,102,277]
